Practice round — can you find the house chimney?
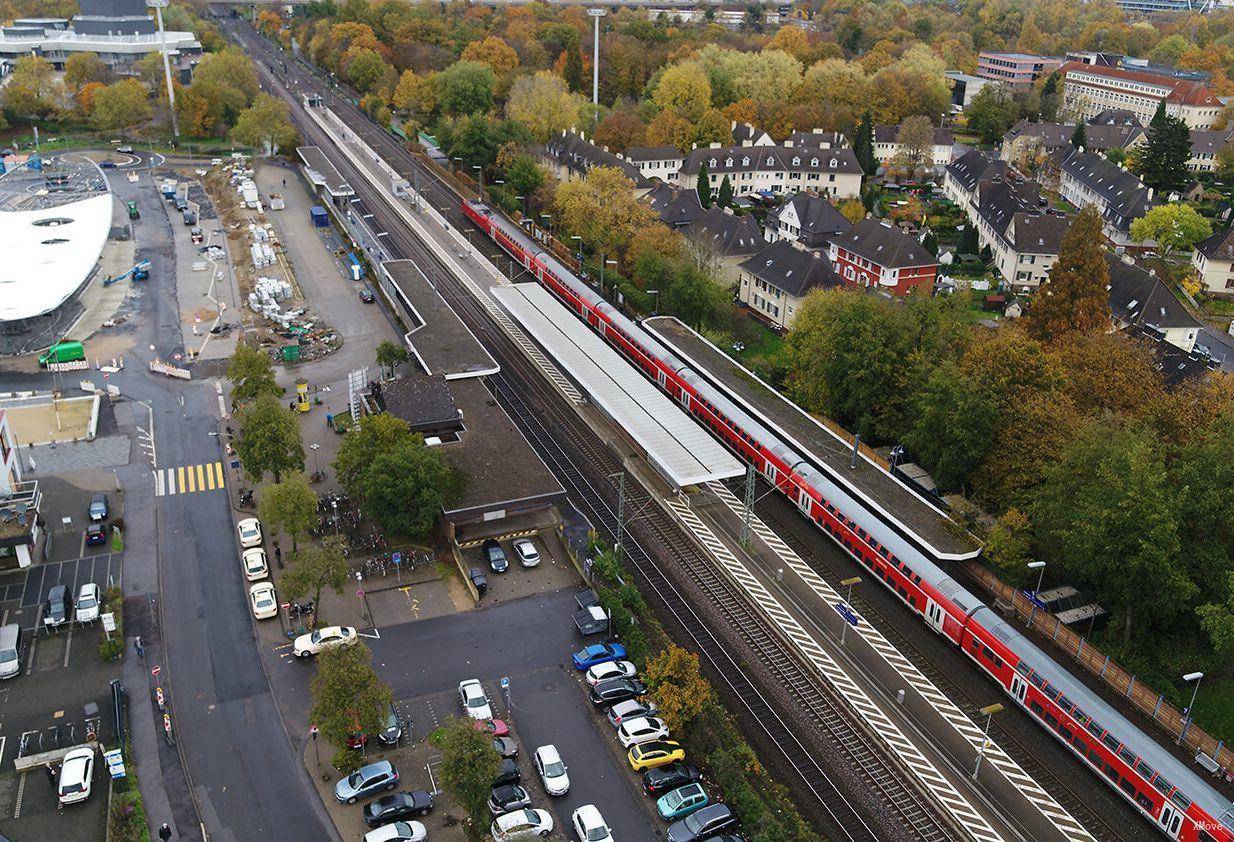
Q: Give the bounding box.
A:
[1147,187,1154,201]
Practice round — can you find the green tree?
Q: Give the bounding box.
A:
[284,536,351,626]
[1129,203,1212,256]
[231,93,298,155]
[228,341,280,405]
[64,52,110,93]
[716,175,733,208]
[347,48,388,94]
[957,220,979,256]
[563,44,586,94]
[335,413,414,490]
[653,60,712,121]
[257,474,318,552]
[236,394,305,483]
[309,642,394,771]
[1039,72,1061,122]
[505,154,545,199]
[921,230,938,255]
[1070,121,1086,150]
[90,79,150,130]
[696,161,712,208]
[904,362,998,492]
[1138,108,1192,193]
[432,718,501,835]
[1027,206,1110,342]
[2,56,59,119]
[375,340,408,379]
[1106,146,1127,166]
[1197,573,1234,665]
[1217,146,1234,182]
[984,508,1033,582]
[437,61,495,116]
[964,85,1019,145]
[505,71,584,142]
[853,112,876,175]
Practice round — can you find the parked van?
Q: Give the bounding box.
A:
[0,623,22,679]
[38,340,84,366]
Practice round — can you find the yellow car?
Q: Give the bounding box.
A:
[628,740,685,771]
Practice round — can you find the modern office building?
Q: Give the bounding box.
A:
[0,0,199,69]
[976,52,1062,91]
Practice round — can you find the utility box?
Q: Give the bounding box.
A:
[309,206,329,228]
[268,193,285,211]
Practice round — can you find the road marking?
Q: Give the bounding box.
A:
[12,771,24,819]
[155,470,165,496]
[62,622,73,668]
[214,462,224,488]
[23,630,36,675]
[178,466,186,493]
[187,467,196,493]
[157,463,224,496]
[196,464,206,491]
[0,736,6,768]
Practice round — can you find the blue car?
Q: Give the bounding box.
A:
[572,642,627,670]
[657,782,708,820]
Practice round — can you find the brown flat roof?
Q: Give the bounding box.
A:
[643,317,978,558]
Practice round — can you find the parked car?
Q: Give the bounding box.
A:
[585,660,637,687]
[571,804,614,842]
[458,679,492,720]
[474,718,509,737]
[533,744,569,796]
[359,287,375,303]
[242,548,268,581]
[334,760,398,804]
[85,523,107,546]
[57,747,95,805]
[628,740,685,771]
[293,625,357,657]
[117,145,133,153]
[468,567,488,597]
[362,821,427,842]
[492,758,521,788]
[363,791,432,827]
[44,585,72,628]
[75,583,101,623]
[483,539,508,573]
[589,677,647,707]
[617,716,670,748]
[491,808,554,840]
[493,737,519,758]
[89,493,109,521]
[606,697,659,728]
[487,784,531,816]
[643,763,702,797]
[376,705,405,746]
[572,642,626,670]
[100,160,116,169]
[236,518,262,548]
[666,803,738,842]
[249,583,278,620]
[657,782,709,820]
[512,538,540,567]
[573,605,609,636]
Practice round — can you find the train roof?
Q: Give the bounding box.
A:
[976,606,1234,829]
[643,316,980,561]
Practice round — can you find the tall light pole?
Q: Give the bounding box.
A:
[1180,672,1204,744]
[147,0,179,137]
[839,576,861,646]
[973,703,1003,779]
[588,8,606,117]
[1027,560,1046,624]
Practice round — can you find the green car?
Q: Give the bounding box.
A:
[656,782,708,820]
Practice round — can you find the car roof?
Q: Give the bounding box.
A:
[575,803,604,823]
[77,582,98,594]
[536,744,561,762]
[48,584,67,597]
[360,760,394,774]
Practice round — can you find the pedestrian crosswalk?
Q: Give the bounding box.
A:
[155,462,225,496]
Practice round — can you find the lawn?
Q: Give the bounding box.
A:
[703,308,785,382]
[1187,675,1234,750]
[1200,297,1234,318]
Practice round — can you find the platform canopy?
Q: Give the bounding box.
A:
[493,283,743,488]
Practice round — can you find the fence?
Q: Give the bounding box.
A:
[964,561,1232,778]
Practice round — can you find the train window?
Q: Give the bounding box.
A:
[1059,725,1072,741]
[1170,792,1191,811]
[1199,832,1217,842]
[1057,695,1074,712]
[856,527,867,539]
[1118,747,1137,766]
[1072,708,1088,725]
[1028,672,1045,688]
[1104,763,1119,782]
[912,574,922,585]
[1086,749,1102,769]
[1016,662,1031,676]
[1102,734,1120,752]
[877,546,889,558]
[982,646,995,661]
[1043,712,1058,728]
[1029,700,1044,715]
[993,657,1004,670]
[1088,720,1104,739]
[1134,792,1153,812]
[1135,761,1154,780]
[1152,775,1172,795]
[1042,683,1060,701]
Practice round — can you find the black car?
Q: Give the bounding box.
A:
[487,783,531,816]
[643,763,703,797]
[359,287,376,303]
[492,737,518,758]
[666,803,738,842]
[492,758,520,788]
[85,523,107,546]
[468,568,488,597]
[362,790,433,827]
[589,677,647,706]
[483,539,508,573]
[377,705,405,746]
[44,585,72,627]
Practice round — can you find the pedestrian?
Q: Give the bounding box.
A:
[289,400,296,413]
[282,178,286,188]
[45,762,56,788]
[134,635,145,660]
[159,823,173,841]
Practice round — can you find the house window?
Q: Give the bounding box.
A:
[829,158,837,168]
[811,158,819,167]
[792,157,800,166]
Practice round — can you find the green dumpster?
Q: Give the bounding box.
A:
[281,344,301,363]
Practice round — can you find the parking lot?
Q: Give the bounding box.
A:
[458,530,579,607]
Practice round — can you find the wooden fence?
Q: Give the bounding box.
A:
[964,561,1232,778]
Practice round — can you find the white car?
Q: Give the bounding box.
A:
[363,821,427,842]
[585,660,637,686]
[616,715,671,748]
[533,744,569,796]
[249,582,278,620]
[242,548,269,581]
[512,538,540,567]
[116,145,133,153]
[458,679,492,720]
[492,807,554,840]
[58,747,95,805]
[572,804,614,842]
[237,518,262,548]
[293,625,357,657]
[75,583,101,623]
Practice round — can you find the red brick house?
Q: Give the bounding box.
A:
[827,218,938,296]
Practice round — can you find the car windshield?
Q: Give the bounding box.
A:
[0,650,16,663]
[60,781,85,794]
[543,760,564,776]
[78,595,97,609]
[584,823,609,841]
[467,694,485,708]
[310,630,323,644]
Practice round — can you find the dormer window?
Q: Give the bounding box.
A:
[725,158,733,167]
[709,159,717,167]
[792,157,801,166]
[811,158,819,167]
[829,158,836,168]
[742,157,750,166]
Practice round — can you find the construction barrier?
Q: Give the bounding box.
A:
[148,359,191,380]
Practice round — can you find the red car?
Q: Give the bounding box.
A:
[472,719,509,738]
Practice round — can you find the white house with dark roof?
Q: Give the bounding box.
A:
[763,192,852,250]
[1106,254,1200,351]
[542,130,653,195]
[787,129,848,149]
[944,149,1006,208]
[872,125,955,170]
[737,239,842,329]
[1191,227,1234,295]
[1059,149,1156,251]
[687,205,765,283]
[646,183,704,229]
[624,145,685,183]
[679,145,863,200]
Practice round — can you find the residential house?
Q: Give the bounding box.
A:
[543,130,653,195]
[1187,128,1234,173]
[732,121,774,147]
[787,130,848,149]
[680,144,863,200]
[1001,120,1146,164]
[828,218,939,296]
[1060,61,1222,128]
[764,192,852,249]
[944,148,1005,208]
[687,205,765,283]
[1106,254,1200,352]
[1088,108,1143,126]
[967,177,1071,290]
[872,125,955,170]
[646,183,704,229]
[1191,227,1234,295]
[977,52,1062,91]
[1058,149,1155,251]
[625,145,685,183]
[737,239,842,329]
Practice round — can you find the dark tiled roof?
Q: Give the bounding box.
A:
[974,178,1040,240]
[646,183,704,228]
[787,130,846,148]
[732,122,771,145]
[1190,128,1234,156]
[1083,123,1144,152]
[1003,121,1142,153]
[688,206,765,257]
[772,192,851,247]
[624,145,683,162]
[946,148,1004,194]
[739,240,841,297]
[835,218,937,269]
[1087,108,1143,126]
[1004,120,1072,150]
[1060,150,1154,227]
[682,145,863,176]
[544,131,650,188]
[1106,254,1199,331]
[1010,213,1071,253]
[1195,226,1234,261]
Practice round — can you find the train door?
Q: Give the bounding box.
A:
[924,600,946,632]
[796,487,811,516]
[1010,675,1028,707]
[656,369,667,390]
[1157,804,1183,840]
[680,390,691,411]
[763,459,777,486]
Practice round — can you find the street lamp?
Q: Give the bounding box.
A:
[973,703,1003,779]
[646,288,660,314]
[600,258,617,296]
[1027,560,1046,624]
[539,213,552,233]
[472,165,484,199]
[1180,672,1204,743]
[570,235,583,264]
[839,576,860,645]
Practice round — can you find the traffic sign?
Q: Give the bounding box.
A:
[356,588,365,598]
[833,602,860,627]
[392,552,402,566]
[281,602,291,612]
[151,665,161,677]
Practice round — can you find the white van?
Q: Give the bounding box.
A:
[0,623,21,679]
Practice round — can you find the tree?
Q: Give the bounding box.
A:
[696,162,712,208]
[432,718,500,835]
[922,230,938,256]
[644,110,694,152]
[505,154,545,198]
[375,340,408,379]
[1039,72,1061,122]
[838,199,866,225]
[236,394,305,483]
[853,112,875,175]
[965,85,1021,145]
[437,61,495,116]
[716,175,733,208]
[258,474,318,552]
[554,165,656,259]
[957,220,979,256]
[335,413,413,490]
[228,341,280,405]
[563,44,586,94]
[231,94,298,156]
[284,536,351,625]
[1130,204,1212,257]
[90,79,150,130]
[2,56,60,119]
[594,111,646,153]
[653,61,712,121]
[346,48,388,94]
[904,363,998,492]
[460,36,519,75]
[692,108,733,148]
[506,71,584,142]
[1070,121,1087,150]
[192,48,259,104]
[177,88,215,137]
[309,642,394,771]
[1138,109,1192,193]
[1198,573,1234,665]
[64,52,109,93]
[892,115,935,176]
[644,644,712,732]
[392,70,437,119]
[1028,206,1110,342]
[1106,146,1127,166]
[983,508,1033,582]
